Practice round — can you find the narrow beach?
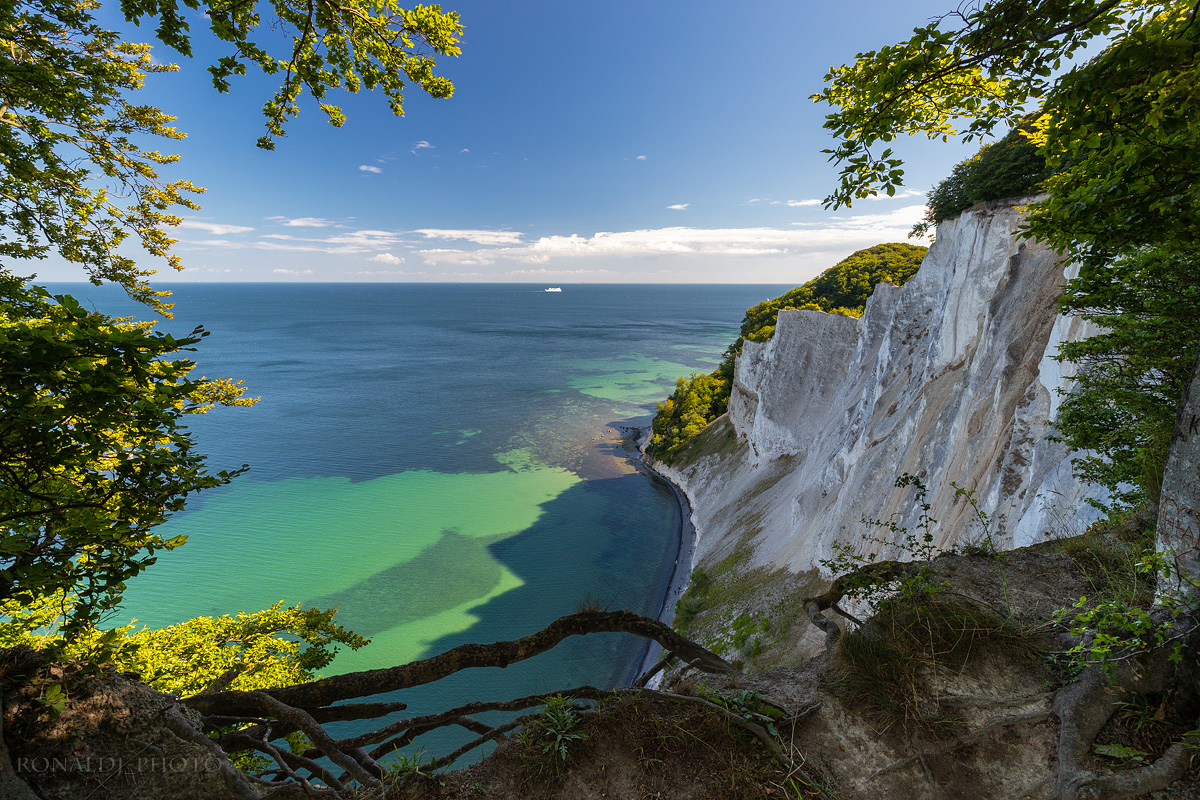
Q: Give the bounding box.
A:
[623,426,698,685]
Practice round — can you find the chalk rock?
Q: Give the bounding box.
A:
[663,198,1108,575]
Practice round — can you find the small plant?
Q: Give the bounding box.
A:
[575,590,614,613]
[702,688,786,738]
[1054,549,1197,673]
[820,473,950,610]
[35,683,67,720]
[537,695,588,762]
[1093,742,1149,763]
[952,482,1001,558]
[384,747,439,782]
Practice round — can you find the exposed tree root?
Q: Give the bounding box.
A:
[803,560,923,648]
[185,610,734,718]
[153,611,736,794]
[1053,617,1200,800]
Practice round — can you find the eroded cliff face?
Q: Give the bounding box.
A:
[658,198,1106,580]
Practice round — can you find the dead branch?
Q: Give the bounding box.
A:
[633,653,674,688]
[346,686,613,757]
[237,691,382,787]
[160,706,268,800]
[803,560,922,649]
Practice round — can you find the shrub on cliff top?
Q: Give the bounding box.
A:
[911,120,1054,237]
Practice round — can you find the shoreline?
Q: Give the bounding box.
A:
[620,426,698,686]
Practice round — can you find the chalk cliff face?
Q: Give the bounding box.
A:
[658,199,1106,577]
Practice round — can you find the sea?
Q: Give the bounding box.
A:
[49,281,790,761]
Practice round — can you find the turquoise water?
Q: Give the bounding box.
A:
[54,282,789,760]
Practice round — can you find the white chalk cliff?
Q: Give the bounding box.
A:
[657,198,1107,577]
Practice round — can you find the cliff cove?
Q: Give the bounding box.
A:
[56,282,787,756]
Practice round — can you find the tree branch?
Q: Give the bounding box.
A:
[185,610,736,717]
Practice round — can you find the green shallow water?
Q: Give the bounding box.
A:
[121,451,579,667]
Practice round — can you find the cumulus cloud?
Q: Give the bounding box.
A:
[496,206,928,261]
[412,229,524,246]
[268,217,339,228]
[179,220,255,235]
[411,140,434,153]
[418,248,495,266]
[273,268,315,276]
[667,203,690,211]
[786,199,822,207]
[187,207,928,278]
[358,165,382,174]
[459,148,470,154]
[866,188,926,201]
[636,155,647,160]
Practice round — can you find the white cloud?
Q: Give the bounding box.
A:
[459,148,470,154]
[418,248,495,266]
[358,165,382,174]
[273,268,315,276]
[257,242,365,254]
[411,140,434,153]
[746,198,762,204]
[786,199,822,207]
[790,203,927,231]
[322,230,405,246]
[498,206,927,261]
[179,220,255,235]
[274,217,338,228]
[184,207,929,279]
[636,155,647,160]
[866,188,927,201]
[667,203,690,211]
[504,267,618,277]
[412,228,524,246]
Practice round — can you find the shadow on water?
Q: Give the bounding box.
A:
[324,470,681,764]
[308,531,507,639]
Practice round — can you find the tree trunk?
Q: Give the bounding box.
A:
[1157,349,1200,601]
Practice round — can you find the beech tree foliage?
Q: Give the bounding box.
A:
[813,0,1199,265]
[0,0,462,629]
[0,278,254,628]
[0,594,368,696]
[0,0,462,309]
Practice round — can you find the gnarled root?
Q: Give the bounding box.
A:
[1054,616,1200,800]
[171,610,735,793]
[802,560,923,649]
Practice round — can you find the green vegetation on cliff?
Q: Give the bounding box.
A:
[912,119,1054,237]
[650,242,927,460]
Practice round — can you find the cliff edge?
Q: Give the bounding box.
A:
[658,198,1106,593]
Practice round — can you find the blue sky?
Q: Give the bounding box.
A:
[42,0,982,285]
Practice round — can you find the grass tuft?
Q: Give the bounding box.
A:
[834,594,1037,734]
